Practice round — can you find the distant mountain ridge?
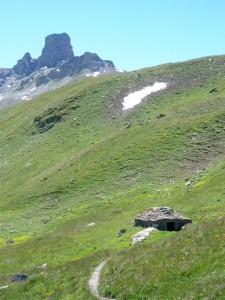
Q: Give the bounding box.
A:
[0,33,117,109]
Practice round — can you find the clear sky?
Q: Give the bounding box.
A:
[1,0,225,71]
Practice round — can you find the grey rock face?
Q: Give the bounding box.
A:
[57,52,106,77]
[13,33,75,76]
[37,33,74,68]
[0,68,13,80]
[35,74,50,87]
[36,50,115,82]
[13,52,37,76]
[104,60,115,68]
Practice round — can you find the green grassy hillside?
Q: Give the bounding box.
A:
[0,56,225,299]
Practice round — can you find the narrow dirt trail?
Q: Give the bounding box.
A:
[88,261,115,300]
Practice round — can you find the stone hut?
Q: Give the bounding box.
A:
[134,207,192,231]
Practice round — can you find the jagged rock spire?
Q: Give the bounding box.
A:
[37,33,74,68]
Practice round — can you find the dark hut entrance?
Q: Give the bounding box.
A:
[167,222,175,231]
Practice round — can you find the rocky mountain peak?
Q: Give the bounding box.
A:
[13,52,36,76]
[37,33,74,68]
[1,32,117,109]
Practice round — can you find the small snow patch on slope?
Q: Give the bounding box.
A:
[86,71,101,77]
[93,71,100,77]
[116,69,125,73]
[123,82,168,110]
[21,95,31,101]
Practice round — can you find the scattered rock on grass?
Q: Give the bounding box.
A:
[132,227,156,244]
[12,273,29,282]
[209,88,218,94]
[0,285,8,289]
[87,223,96,227]
[118,228,127,237]
[185,180,192,187]
[125,121,132,129]
[36,263,47,270]
[134,73,141,79]
[157,113,166,118]
[3,238,14,244]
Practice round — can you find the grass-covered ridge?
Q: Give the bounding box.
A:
[0,55,225,299]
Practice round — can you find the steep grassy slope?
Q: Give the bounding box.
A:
[0,56,225,299]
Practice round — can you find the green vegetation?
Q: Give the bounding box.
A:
[0,55,225,299]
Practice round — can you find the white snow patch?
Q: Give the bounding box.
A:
[116,69,125,73]
[30,87,36,92]
[123,82,168,110]
[86,71,100,77]
[0,96,3,101]
[93,71,100,77]
[7,84,11,88]
[21,96,31,101]
[132,227,156,244]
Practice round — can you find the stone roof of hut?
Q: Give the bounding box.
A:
[136,207,190,221]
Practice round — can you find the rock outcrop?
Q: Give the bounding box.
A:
[52,52,114,78]
[0,68,13,80]
[0,68,13,87]
[37,33,74,68]
[13,52,36,76]
[13,33,115,81]
[13,33,74,75]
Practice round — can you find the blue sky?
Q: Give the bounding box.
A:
[1,0,225,71]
